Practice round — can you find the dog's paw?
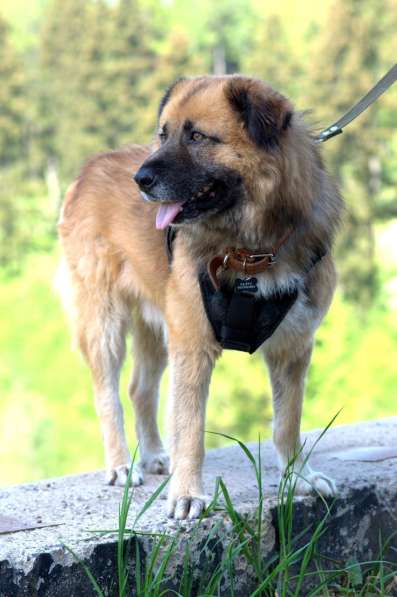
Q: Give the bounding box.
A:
[105,452,169,488]
[167,495,206,520]
[141,451,170,475]
[292,469,337,498]
[106,463,143,487]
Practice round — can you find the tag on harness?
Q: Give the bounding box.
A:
[234,277,258,294]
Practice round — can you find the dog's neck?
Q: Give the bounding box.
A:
[175,192,332,286]
[179,202,301,261]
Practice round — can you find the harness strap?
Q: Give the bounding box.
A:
[166,226,177,263]
[198,271,299,353]
[317,63,397,143]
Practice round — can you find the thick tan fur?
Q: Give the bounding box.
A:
[58,75,342,519]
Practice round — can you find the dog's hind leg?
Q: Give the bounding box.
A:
[73,288,134,486]
[128,311,168,485]
[265,342,337,497]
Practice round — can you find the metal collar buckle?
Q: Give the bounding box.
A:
[248,251,275,261]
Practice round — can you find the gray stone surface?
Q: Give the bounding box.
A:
[1,418,397,596]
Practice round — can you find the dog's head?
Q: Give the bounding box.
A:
[134,76,293,230]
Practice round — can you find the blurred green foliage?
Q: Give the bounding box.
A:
[305,0,397,306]
[0,0,396,484]
[1,246,396,485]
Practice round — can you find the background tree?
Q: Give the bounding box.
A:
[306,0,397,306]
[99,0,158,146]
[40,0,113,180]
[243,14,303,100]
[202,0,255,74]
[0,14,26,166]
[138,27,207,138]
[0,13,34,270]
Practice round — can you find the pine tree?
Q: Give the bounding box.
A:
[243,14,303,100]
[137,26,206,139]
[40,0,166,179]
[0,14,32,270]
[306,0,397,306]
[0,15,26,166]
[99,0,158,146]
[203,0,255,74]
[39,0,112,179]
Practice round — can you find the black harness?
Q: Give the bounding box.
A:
[198,271,298,353]
[166,228,324,354]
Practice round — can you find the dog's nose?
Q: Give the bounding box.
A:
[134,166,156,190]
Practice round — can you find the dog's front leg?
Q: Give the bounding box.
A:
[265,341,336,497]
[166,346,214,520]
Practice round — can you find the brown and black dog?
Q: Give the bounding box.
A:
[57,75,343,520]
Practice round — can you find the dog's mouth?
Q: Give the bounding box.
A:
[155,202,184,229]
[151,180,228,230]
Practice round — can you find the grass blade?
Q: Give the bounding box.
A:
[132,475,170,529]
[62,543,106,597]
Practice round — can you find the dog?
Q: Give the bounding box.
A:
[57,75,343,520]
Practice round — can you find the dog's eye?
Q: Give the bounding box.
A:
[158,130,167,143]
[191,131,205,142]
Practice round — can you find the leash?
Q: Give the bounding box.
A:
[316,63,397,143]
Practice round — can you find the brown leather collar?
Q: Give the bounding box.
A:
[208,228,293,290]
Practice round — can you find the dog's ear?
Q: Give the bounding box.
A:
[158,77,186,118]
[226,78,293,149]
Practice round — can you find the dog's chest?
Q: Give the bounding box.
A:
[198,269,303,354]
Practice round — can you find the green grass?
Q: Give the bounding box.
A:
[68,431,397,596]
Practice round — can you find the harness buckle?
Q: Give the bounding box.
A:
[247,252,276,266]
[247,252,275,260]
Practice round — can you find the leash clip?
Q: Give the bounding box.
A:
[317,126,342,143]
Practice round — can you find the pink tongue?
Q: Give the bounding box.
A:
[155,203,183,230]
